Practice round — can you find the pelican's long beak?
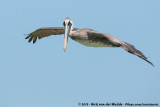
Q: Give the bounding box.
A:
[63,24,70,51]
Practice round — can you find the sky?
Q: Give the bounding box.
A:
[0,0,160,107]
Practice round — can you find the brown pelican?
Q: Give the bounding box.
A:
[25,17,154,66]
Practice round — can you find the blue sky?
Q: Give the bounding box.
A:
[0,0,160,107]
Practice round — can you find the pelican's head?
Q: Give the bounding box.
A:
[63,17,74,30]
[63,17,74,51]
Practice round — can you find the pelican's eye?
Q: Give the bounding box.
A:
[68,21,72,26]
[63,21,65,26]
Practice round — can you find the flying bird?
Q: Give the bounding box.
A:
[25,17,154,66]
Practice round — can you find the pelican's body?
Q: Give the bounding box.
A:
[25,17,154,66]
[69,29,120,47]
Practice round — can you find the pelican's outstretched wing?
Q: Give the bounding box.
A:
[88,31,154,66]
[120,42,154,66]
[25,27,64,43]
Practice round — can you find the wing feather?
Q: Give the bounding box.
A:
[33,35,37,44]
[120,42,154,66]
[25,27,64,43]
[25,35,31,39]
[88,31,154,66]
[100,33,154,66]
[28,35,34,42]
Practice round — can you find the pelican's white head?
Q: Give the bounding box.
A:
[63,17,74,31]
[63,17,74,51]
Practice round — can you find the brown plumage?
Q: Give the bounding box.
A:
[120,42,154,66]
[25,17,154,66]
[25,27,64,43]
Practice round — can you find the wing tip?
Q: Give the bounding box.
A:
[146,59,154,67]
[25,35,30,39]
[121,42,154,67]
[33,40,36,44]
